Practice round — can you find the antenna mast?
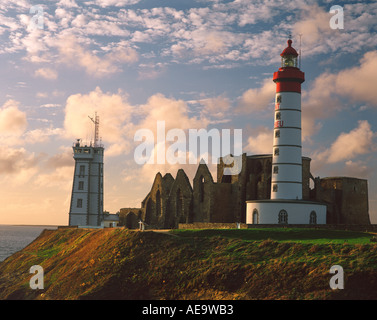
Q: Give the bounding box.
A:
[299,33,302,69]
[88,112,99,147]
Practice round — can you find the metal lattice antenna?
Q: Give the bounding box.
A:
[88,112,99,147]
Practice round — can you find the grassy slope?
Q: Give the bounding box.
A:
[170,228,375,244]
[0,228,377,300]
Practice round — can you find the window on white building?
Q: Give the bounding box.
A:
[310,211,317,224]
[253,209,259,224]
[278,210,288,224]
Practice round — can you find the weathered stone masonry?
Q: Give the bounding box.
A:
[119,153,370,229]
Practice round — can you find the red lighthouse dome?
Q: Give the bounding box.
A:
[279,39,299,68]
[280,39,298,57]
[273,38,304,93]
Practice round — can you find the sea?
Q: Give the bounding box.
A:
[0,225,58,262]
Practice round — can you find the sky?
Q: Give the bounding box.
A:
[0,0,376,225]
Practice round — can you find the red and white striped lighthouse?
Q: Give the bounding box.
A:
[246,37,327,225]
[271,38,304,200]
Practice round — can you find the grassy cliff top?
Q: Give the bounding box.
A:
[0,227,377,300]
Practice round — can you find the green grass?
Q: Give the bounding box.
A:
[2,228,377,300]
[170,228,374,244]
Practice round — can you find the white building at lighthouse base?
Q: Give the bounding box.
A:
[246,199,327,225]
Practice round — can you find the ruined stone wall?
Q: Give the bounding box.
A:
[215,154,311,223]
[217,154,248,222]
[192,164,215,223]
[179,222,248,229]
[142,173,174,229]
[302,157,311,200]
[211,183,235,223]
[318,177,370,225]
[119,208,143,228]
[166,169,193,228]
[245,155,272,201]
[121,152,370,229]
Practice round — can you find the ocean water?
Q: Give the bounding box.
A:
[0,225,57,262]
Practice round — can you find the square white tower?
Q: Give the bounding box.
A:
[68,114,104,227]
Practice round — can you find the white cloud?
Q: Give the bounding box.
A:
[40,103,61,108]
[133,93,224,177]
[57,0,79,8]
[292,4,331,47]
[0,0,30,11]
[20,29,50,62]
[34,166,73,188]
[137,62,166,80]
[1,0,376,73]
[292,2,377,57]
[327,120,375,163]
[343,160,370,179]
[0,146,35,174]
[83,19,130,37]
[23,127,64,144]
[197,94,231,120]
[36,92,49,99]
[191,30,233,56]
[302,50,377,140]
[55,35,138,77]
[334,50,377,106]
[235,1,284,26]
[45,146,73,169]
[301,72,341,141]
[0,146,39,187]
[137,93,206,135]
[71,14,87,28]
[313,120,376,164]
[89,0,141,7]
[64,87,134,157]
[236,78,275,114]
[244,126,272,155]
[34,67,58,80]
[0,100,27,138]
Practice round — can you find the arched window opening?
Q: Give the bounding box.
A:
[156,190,161,217]
[310,211,317,225]
[199,176,205,202]
[278,210,288,224]
[252,209,259,224]
[126,212,136,229]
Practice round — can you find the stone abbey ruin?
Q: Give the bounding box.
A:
[119,153,370,229]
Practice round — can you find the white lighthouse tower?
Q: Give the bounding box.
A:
[68,113,104,227]
[271,38,304,200]
[246,38,327,225]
